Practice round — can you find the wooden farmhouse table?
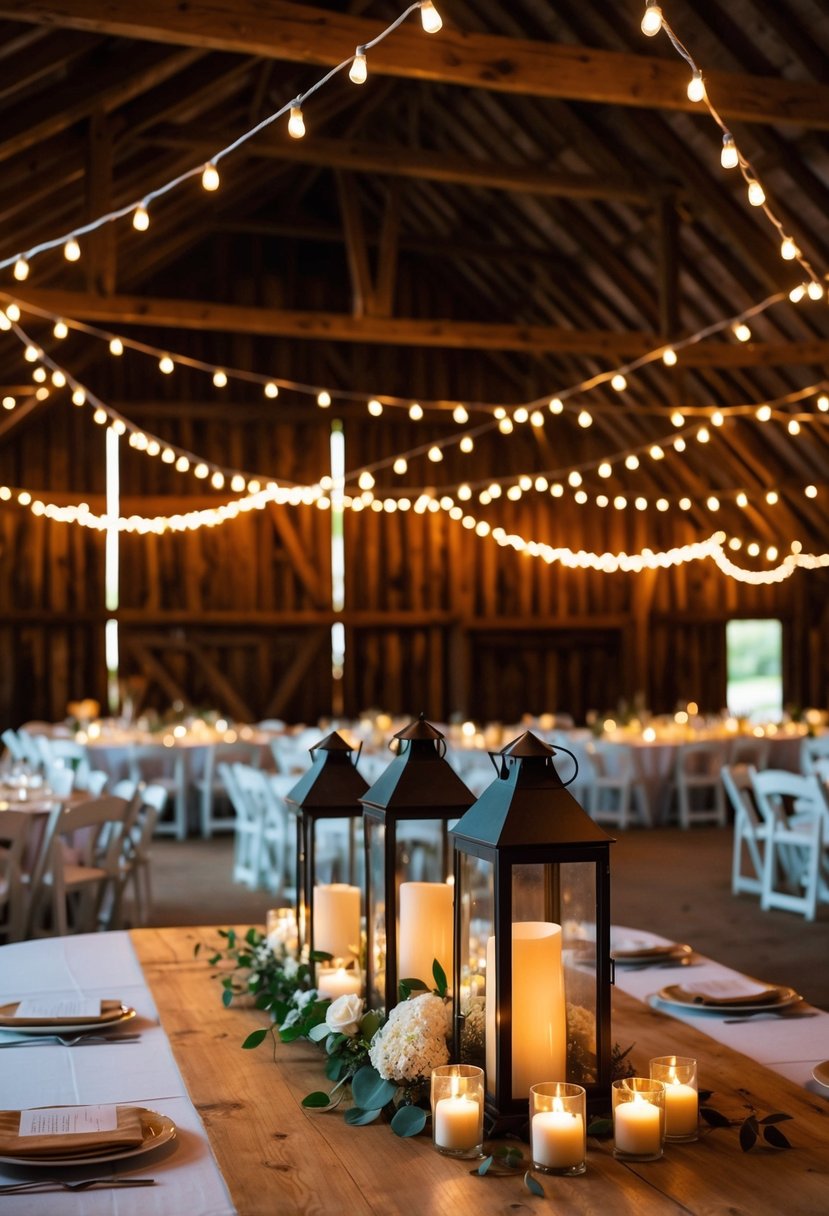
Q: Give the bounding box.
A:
[133,927,829,1216]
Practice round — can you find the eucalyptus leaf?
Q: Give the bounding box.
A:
[360,1010,382,1040]
[391,1106,428,1137]
[524,1171,545,1197]
[241,1028,269,1050]
[739,1121,758,1152]
[221,987,234,1008]
[431,959,448,997]
[193,942,202,957]
[325,1056,348,1082]
[245,927,259,945]
[762,1125,791,1149]
[344,1106,382,1126]
[587,1116,613,1136]
[302,1091,334,1108]
[308,1022,331,1043]
[400,977,429,992]
[700,1107,733,1129]
[208,954,222,966]
[760,1112,792,1125]
[279,1024,304,1043]
[351,1065,398,1110]
[310,949,334,963]
[477,1155,493,1176]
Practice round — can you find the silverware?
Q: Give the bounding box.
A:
[628,958,699,971]
[723,1011,817,1024]
[0,1033,141,1048]
[0,1177,156,1194]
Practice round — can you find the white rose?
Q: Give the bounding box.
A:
[325,993,365,1037]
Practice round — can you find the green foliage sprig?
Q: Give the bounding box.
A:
[699,1091,794,1152]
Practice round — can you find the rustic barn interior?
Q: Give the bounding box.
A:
[0,0,826,727]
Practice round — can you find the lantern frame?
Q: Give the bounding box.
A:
[360,715,474,1013]
[285,731,368,979]
[450,731,614,1129]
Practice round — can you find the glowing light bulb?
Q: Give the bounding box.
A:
[133,204,149,231]
[202,162,220,191]
[625,454,639,470]
[13,256,29,281]
[707,496,720,511]
[530,410,545,427]
[349,49,367,84]
[817,395,829,413]
[367,399,383,416]
[53,320,69,340]
[358,472,375,491]
[64,238,81,261]
[51,370,66,388]
[231,474,246,492]
[641,2,663,36]
[498,418,513,434]
[428,445,443,462]
[649,444,664,460]
[175,456,190,473]
[598,462,612,478]
[550,484,563,498]
[514,407,529,424]
[548,397,564,414]
[780,237,798,261]
[611,373,627,392]
[213,370,228,388]
[679,497,692,510]
[24,345,39,362]
[32,367,47,383]
[494,407,506,419]
[409,402,423,421]
[711,410,724,427]
[460,436,474,453]
[159,355,175,374]
[519,475,532,491]
[720,133,739,169]
[765,490,779,505]
[596,494,608,508]
[613,495,628,510]
[109,337,124,356]
[453,404,469,424]
[736,492,748,508]
[788,419,800,436]
[194,463,209,479]
[733,322,752,342]
[687,70,705,102]
[729,537,742,550]
[534,476,548,491]
[578,410,593,427]
[93,408,108,425]
[575,490,588,505]
[805,484,817,498]
[656,497,669,511]
[2,396,14,410]
[697,426,710,443]
[35,387,49,401]
[317,390,331,408]
[671,411,685,427]
[5,304,19,322]
[568,471,583,488]
[264,382,279,399]
[747,542,760,557]
[747,180,765,207]
[111,419,126,436]
[507,485,522,501]
[789,283,806,303]
[146,439,160,457]
[662,347,677,366]
[420,1,443,34]
[162,448,176,464]
[766,546,778,562]
[807,281,824,300]
[756,404,772,422]
[288,105,305,139]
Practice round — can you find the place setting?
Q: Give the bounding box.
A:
[648,975,806,1019]
[0,996,140,1048]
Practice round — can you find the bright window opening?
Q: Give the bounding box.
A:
[726,619,783,720]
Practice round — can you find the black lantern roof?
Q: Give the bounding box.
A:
[451,730,613,848]
[360,714,474,815]
[285,730,369,811]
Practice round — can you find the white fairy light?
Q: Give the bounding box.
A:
[202,163,220,192]
[349,49,368,85]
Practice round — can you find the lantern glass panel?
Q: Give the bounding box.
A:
[559,860,599,1088]
[398,820,449,882]
[365,813,386,1007]
[457,851,493,1077]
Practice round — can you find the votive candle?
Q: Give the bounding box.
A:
[530,1082,586,1175]
[431,1065,484,1158]
[650,1055,698,1141]
[317,967,362,1000]
[612,1078,665,1161]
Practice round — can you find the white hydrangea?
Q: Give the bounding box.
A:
[368,993,450,1082]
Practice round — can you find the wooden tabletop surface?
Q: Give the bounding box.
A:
[132,926,829,1216]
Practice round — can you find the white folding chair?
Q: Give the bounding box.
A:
[722,764,765,896]
[259,773,297,897]
[198,741,263,838]
[270,735,313,776]
[0,809,31,942]
[1,728,25,764]
[750,769,829,921]
[127,743,188,840]
[115,783,167,926]
[672,742,728,828]
[221,762,265,888]
[728,736,770,769]
[29,795,130,936]
[800,735,829,776]
[586,741,651,830]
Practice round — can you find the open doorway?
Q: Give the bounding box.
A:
[726,619,783,719]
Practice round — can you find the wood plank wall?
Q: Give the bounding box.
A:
[0,339,826,727]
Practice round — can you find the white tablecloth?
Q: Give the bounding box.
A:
[0,933,236,1214]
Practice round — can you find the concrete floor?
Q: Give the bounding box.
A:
[146,827,829,1011]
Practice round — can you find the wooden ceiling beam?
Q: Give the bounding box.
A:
[4,1,829,129]
[7,287,829,367]
[140,127,653,205]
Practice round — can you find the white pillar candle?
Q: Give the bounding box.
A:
[485,923,566,1099]
[614,1094,662,1155]
[317,967,362,1000]
[313,883,360,962]
[434,1095,481,1151]
[398,882,453,987]
[531,1108,585,1170]
[664,1079,698,1138]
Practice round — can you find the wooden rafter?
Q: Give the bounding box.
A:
[5,1,829,128]
[7,287,829,366]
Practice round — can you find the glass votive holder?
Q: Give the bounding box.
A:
[430,1064,484,1158]
[530,1081,587,1176]
[612,1077,665,1161]
[649,1055,699,1142]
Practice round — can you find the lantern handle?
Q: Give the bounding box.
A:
[351,739,364,767]
[549,744,579,787]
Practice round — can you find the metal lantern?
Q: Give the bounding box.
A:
[285,731,368,979]
[450,731,614,1129]
[360,715,474,1013]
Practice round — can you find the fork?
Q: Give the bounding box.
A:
[723,1011,818,1024]
[0,1177,156,1194]
[0,1033,141,1048]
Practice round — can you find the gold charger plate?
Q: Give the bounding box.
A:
[0,1001,136,1035]
[655,983,801,1014]
[0,1109,176,1168]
